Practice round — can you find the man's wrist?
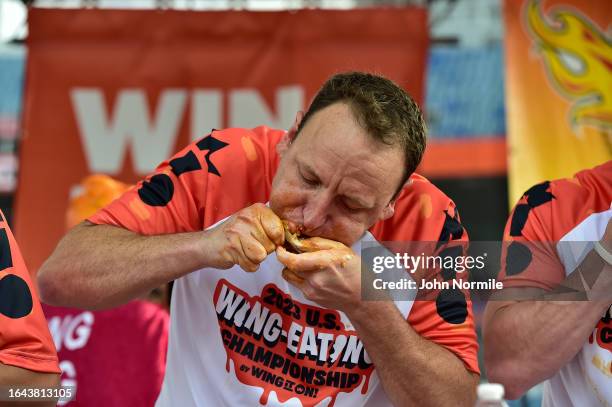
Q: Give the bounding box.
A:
[345,300,397,325]
[190,230,220,270]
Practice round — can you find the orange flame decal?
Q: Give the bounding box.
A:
[526,0,612,132]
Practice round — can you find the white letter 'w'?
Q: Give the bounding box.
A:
[71,88,186,174]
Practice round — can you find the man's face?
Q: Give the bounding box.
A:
[269,102,405,246]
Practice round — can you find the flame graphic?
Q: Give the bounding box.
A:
[526,0,612,133]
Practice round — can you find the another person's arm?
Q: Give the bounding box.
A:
[0,211,61,406]
[484,301,609,399]
[483,180,612,399]
[484,224,612,399]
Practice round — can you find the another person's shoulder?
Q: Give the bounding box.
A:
[507,160,612,242]
[567,160,612,204]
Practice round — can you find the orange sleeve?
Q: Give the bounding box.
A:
[498,180,566,289]
[88,133,217,234]
[0,211,61,374]
[499,165,612,289]
[372,177,480,375]
[408,200,479,375]
[407,300,479,375]
[88,127,283,234]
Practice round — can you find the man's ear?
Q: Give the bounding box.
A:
[293,110,304,132]
[380,200,396,221]
[277,110,304,156]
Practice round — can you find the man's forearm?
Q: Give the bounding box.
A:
[484,250,612,398]
[346,301,477,407]
[38,222,208,309]
[484,299,608,398]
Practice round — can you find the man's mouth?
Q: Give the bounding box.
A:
[282,220,305,253]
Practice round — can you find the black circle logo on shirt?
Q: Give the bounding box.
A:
[138,174,175,207]
[506,241,533,276]
[435,288,468,324]
[0,274,33,319]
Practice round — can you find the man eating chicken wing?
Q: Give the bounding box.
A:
[38,72,479,406]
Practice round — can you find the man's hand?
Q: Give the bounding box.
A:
[276,238,361,312]
[205,203,285,272]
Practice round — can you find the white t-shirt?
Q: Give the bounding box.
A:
[156,230,416,406]
[543,209,612,407]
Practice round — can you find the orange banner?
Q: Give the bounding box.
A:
[16,8,428,272]
[504,0,611,205]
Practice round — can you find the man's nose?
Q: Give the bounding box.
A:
[302,193,330,232]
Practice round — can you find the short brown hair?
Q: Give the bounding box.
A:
[297,71,426,198]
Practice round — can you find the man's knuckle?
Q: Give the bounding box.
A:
[254,250,267,263]
[309,278,322,290]
[225,224,243,236]
[236,213,255,224]
[264,241,276,253]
